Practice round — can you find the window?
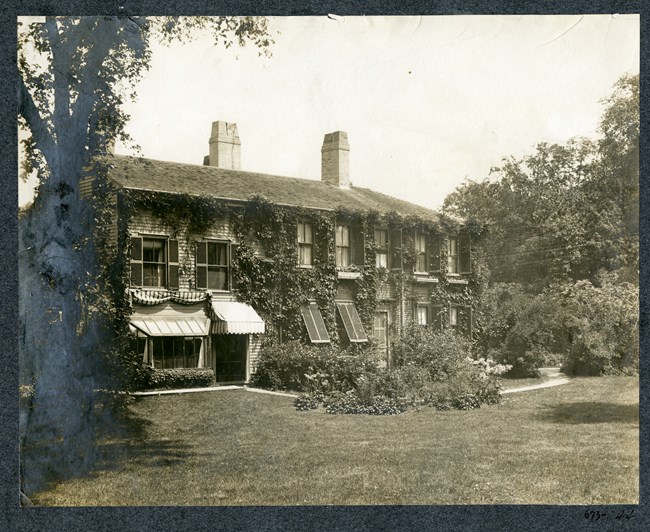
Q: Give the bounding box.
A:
[448,237,459,274]
[416,304,429,326]
[196,241,230,291]
[336,223,364,268]
[335,224,351,268]
[373,312,388,348]
[297,222,313,266]
[152,337,202,369]
[449,306,459,332]
[131,236,179,289]
[374,228,388,268]
[415,231,427,273]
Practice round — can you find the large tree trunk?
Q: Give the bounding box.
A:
[19,157,101,495]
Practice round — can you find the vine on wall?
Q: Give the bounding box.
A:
[96,187,487,387]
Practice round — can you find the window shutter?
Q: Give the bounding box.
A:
[431,305,444,332]
[131,237,142,261]
[130,236,143,286]
[390,228,402,270]
[168,239,179,290]
[317,226,329,263]
[196,241,207,289]
[229,243,237,290]
[428,234,441,273]
[351,225,364,266]
[459,234,471,274]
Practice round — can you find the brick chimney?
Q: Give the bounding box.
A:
[206,121,241,169]
[321,131,350,188]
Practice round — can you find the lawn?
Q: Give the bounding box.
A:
[30,376,638,506]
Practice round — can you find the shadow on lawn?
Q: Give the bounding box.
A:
[93,398,194,472]
[536,402,639,425]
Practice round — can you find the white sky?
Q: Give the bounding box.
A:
[19,15,640,209]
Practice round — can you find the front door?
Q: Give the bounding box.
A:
[213,334,248,383]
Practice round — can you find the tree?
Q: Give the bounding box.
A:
[443,73,639,287]
[18,16,272,495]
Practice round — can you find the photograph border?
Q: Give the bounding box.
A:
[2,1,647,530]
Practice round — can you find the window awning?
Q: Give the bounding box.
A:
[301,302,330,343]
[211,301,265,335]
[130,317,210,337]
[336,302,368,342]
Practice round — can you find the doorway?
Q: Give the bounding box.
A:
[213,334,248,383]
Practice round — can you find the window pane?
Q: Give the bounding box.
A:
[153,338,163,369]
[174,337,185,368]
[376,252,387,269]
[300,245,312,265]
[207,242,217,265]
[208,267,228,290]
[197,241,207,264]
[337,247,350,268]
[143,264,166,287]
[417,306,428,325]
[449,307,458,326]
[216,244,228,265]
[143,239,165,262]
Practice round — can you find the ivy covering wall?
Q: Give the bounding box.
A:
[95,186,487,387]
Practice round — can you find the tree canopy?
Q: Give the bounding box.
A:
[444,73,639,288]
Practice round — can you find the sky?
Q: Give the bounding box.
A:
[19,15,640,210]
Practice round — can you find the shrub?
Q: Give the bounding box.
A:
[559,274,639,376]
[251,340,379,392]
[323,390,407,416]
[133,367,216,391]
[392,326,474,381]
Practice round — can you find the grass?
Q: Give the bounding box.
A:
[29,376,638,506]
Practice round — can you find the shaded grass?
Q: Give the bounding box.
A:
[30,376,638,505]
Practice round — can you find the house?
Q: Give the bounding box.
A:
[81,121,478,384]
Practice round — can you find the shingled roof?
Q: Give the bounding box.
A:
[106,155,442,223]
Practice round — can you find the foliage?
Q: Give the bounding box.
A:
[478,283,565,377]
[392,326,475,381]
[323,391,407,416]
[477,275,638,377]
[251,340,380,393]
[444,73,639,287]
[133,367,216,391]
[558,274,639,376]
[288,331,508,415]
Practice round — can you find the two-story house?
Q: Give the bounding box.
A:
[83,121,477,385]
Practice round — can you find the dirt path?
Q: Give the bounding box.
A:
[501,367,572,395]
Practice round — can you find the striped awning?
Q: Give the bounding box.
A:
[131,289,209,306]
[130,317,210,337]
[210,301,265,335]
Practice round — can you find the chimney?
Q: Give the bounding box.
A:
[206,121,241,169]
[321,131,350,188]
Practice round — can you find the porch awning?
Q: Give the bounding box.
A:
[130,317,210,337]
[210,301,265,335]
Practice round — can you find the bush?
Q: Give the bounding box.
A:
[251,340,379,392]
[323,390,407,416]
[133,367,216,391]
[559,274,639,376]
[392,326,474,381]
